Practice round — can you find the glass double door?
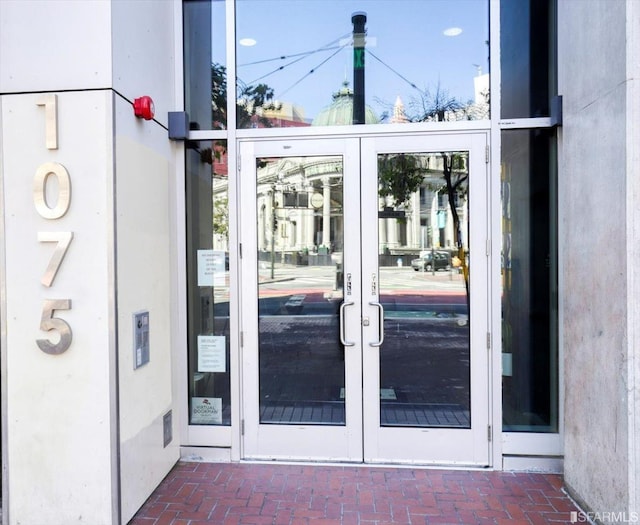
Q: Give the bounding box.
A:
[240,134,490,466]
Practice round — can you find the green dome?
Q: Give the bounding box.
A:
[312,82,379,126]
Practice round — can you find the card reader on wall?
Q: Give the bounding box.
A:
[133,311,150,369]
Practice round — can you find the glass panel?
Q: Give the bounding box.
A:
[500,0,556,118]
[186,140,232,425]
[184,0,227,130]
[256,155,346,425]
[236,0,489,128]
[501,129,558,432]
[377,152,470,428]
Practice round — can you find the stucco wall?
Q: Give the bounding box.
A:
[115,93,179,523]
[110,1,180,521]
[1,89,117,525]
[626,0,640,514]
[0,0,112,92]
[111,0,176,129]
[0,0,180,523]
[559,0,636,515]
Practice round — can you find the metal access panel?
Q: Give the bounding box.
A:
[163,410,173,447]
[133,310,150,369]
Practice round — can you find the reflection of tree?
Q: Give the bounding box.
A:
[377,153,425,209]
[440,153,470,301]
[211,63,280,129]
[407,81,488,123]
[213,196,229,241]
[210,63,227,128]
[412,82,463,122]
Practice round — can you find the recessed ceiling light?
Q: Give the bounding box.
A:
[443,27,463,37]
[239,38,257,47]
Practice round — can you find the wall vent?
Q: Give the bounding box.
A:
[163,410,172,447]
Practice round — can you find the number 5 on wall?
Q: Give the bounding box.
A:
[36,299,73,355]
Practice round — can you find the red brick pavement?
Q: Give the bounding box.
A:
[129,462,581,524]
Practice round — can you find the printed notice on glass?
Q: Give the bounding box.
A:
[191,397,222,424]
[198,335,226,372]
[197,249,226,287]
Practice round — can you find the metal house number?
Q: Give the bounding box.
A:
[35,94,74,355]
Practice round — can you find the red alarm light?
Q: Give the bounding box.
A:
[133,96,155,120]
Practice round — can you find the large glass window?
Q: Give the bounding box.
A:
[501,129,558,432]
[181,0,560,439]
[500,0,556,118]
[186,140,231,425]
[378,152,471,429]
[255,155,346,425]
[184,0,489,130]
[184,0,227,130]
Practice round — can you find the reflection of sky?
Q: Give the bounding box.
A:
[229,0,489,122]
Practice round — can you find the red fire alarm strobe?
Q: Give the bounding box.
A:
[133,96,155,120]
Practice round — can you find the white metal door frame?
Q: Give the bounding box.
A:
[239,132,491,466]
[239,138,363,461]
[360,133,490,466]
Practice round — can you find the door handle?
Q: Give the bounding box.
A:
[369,301,384,347]
[339,301,355,347]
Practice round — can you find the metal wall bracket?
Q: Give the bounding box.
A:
[168,111,189,140]
[550,95,563,127]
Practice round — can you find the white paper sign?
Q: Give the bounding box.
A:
[197,250,226,287]
[197,335,226,372]
[191,397,222,424]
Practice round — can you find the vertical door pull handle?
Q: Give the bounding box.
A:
[339,301,355,347]
[369,301,384,347]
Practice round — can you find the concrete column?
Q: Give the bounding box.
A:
[411,192,421,249]
[305,208,315,250]
[559,0,640,516]
[0,2,179,524]
[378,198,387,250]
[322,177,331,247]
[386,218,398,247]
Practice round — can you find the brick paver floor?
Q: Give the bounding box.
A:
[129,461,581,524]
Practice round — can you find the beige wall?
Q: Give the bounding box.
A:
[0,0,112,93]
[1,90,117,525]
[115,95,179,523]
[559,0,640,515]
[0,1,180,523]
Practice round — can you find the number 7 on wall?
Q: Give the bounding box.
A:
[38,232,73,287]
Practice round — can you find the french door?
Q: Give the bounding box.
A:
[240,133,490,466]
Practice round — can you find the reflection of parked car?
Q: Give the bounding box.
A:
[411,251,451,272]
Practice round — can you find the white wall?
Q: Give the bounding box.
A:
[109,3,180,518]
[0,0,112,93]
[1,90,117,525]
[628,0,640,513]
[111,0,176,129]
[114,93,179,523]
[1,0,181,523]
[559,0,639,515]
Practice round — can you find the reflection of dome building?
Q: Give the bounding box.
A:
[254,156,344,261]
[241,151,468,264]
[312,82,380,126]
[216,85,471,262]
[378,153,468,253]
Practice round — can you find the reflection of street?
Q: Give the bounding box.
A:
[258,265,468,318]
[257,265,470,428]
[259,265,465,291]
[259,316,346,425]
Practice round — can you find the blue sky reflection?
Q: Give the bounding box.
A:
[235,0,489,124]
